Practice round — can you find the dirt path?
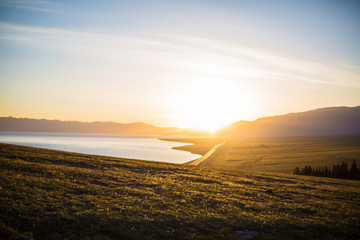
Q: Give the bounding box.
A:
[188,141,226,165]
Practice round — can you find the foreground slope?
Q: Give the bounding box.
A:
[1,144,359,240]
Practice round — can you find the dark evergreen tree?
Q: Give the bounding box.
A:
[350,160,359,180]
[293,160,359,180]
[293,167,300,175]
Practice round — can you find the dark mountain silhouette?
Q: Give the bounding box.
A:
[0,117,207,136]
[217,106,360,137]
[2,106,359,137]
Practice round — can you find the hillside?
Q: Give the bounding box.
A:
[2,106,359,138]
[0,117,207,136]
[217,106,360,137]
[1,143,359,239]
[170,135,360,174]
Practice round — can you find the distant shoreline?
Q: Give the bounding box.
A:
[0,132,201,164]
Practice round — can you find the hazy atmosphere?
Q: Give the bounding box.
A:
[1,1,360,239]
[1,0,359,131]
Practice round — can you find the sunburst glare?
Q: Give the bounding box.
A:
[170,78,258,131]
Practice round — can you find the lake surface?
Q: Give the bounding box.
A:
[0,132,201,164]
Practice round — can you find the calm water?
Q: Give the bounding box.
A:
[0,132,201,164]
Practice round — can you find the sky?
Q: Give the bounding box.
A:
[0,0,359,131]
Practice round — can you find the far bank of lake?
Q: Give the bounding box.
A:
[0,132,201,164]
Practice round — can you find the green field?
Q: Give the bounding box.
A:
[1,143,360,239]
[170,135,360,173]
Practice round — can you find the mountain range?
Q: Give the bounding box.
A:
[217,106,360,137]
[0,117,205,136]
[1,106,359,137]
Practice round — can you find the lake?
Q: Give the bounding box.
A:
[0,132,201,164]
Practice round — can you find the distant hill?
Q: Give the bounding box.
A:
[2,106,359,137]
[217,106,360,137]
[0,117,206,136]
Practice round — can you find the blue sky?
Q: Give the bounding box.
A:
[0,0,359,130]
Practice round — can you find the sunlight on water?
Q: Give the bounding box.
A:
[0,132,201,164]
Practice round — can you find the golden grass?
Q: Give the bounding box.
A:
[1,143,360,239]
[170,135,360,174]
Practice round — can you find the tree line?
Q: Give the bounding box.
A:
[293,160,360,180]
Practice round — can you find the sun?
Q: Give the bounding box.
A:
[170,78,258,132]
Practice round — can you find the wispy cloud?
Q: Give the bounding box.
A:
[0,0,60,13]
[156,35,360,88]
[1,22,359,88]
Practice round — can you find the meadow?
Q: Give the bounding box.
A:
[170,135,360,173]
[1,143,359,239]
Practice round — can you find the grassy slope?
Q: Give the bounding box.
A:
[173,135,360,174]
[1,143,360,240]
